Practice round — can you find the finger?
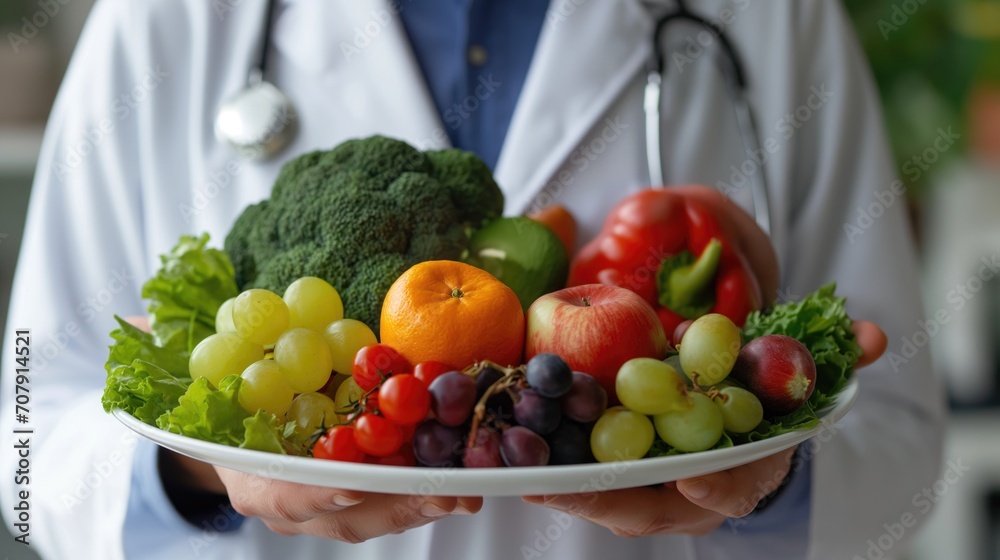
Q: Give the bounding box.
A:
[124,315,150,333]
[523,485,721,536]
[455,496,484,515]
[218,469,366,523]
[671,185,780,305]
[302,494,461,543]
[853,320,888,368]
[676,446,795,518]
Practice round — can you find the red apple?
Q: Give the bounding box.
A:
[730,335,816,416]
[526,284,668,400]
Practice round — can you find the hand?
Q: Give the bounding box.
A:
[522,319,888,537]
[216,467,482,542]
[124,316,482,542]
[523,446,797,537]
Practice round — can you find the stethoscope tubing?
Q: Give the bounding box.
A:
[229,0,773,236]
[645,2,772,236]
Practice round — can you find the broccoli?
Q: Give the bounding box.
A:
[224,136,505,335]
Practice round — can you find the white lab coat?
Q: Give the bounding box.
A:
[0,0,946,559]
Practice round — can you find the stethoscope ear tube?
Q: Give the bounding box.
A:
[644,71,665,189]
[644,2,771,236]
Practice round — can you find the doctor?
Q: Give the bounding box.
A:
[0,0,945,559]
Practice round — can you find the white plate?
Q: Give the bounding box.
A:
[114,378,857,497]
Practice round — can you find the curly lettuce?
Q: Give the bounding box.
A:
[103,235,293,454]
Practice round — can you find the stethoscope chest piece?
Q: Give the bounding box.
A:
[214,79,298,161]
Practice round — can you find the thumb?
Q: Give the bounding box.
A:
[852,320,887,369]
[125,315,151,333]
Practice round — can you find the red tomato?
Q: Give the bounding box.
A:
[354,413,403,457]
[312,426,365,463]
[399,422,417,443]
[413,361,455,387]
[352,344,412,391]
[363,392,380,414]
[369,444,417,467]
[378,374,431,425]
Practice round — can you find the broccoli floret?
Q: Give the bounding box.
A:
[341,254,410,332]
[325,136,431,190]
[251,244,351,295]
[427,149,505,226]
[225,200,270,287]
[224,136,505,333]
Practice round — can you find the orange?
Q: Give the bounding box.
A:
[380,260,525,368]
[528,204,577,258]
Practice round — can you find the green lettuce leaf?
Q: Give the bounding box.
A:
[241,412,289,454]
[730,403,821,444]
[646,432,734,458]
[101,318,192,422]
[156,375,249,447]
[742,283,861,410]
[142,234,239,353]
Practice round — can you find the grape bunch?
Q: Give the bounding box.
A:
[590,313,766,461]
[191,276,392,452]
[414,353,608,468]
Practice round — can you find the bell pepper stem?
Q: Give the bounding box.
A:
[657,238,722,318]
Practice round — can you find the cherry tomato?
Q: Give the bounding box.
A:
[378,374,430,425]
[363,392,380,414]
[368,443,417,467]
[312,426,365,463]
[399,422,417,443]
[354,413,403,457]
[352,344,412,391]
[413,361,455,387]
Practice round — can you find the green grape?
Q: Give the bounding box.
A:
[283,277,344,332]
[590,406,655,462]
[239,359,295,416]
[233,289,290,346]
[215,297,237,333]
[189,332,264,387]
[323,319,377,375]
[334,376,364,423]
[274,328,334,393]
[678,313,741,386]
[323,373,351,400]
[653,393,724,452]
[616,358,693,415]
[664,355,690,386]
[288,392,340,442]
[714,386,764,434]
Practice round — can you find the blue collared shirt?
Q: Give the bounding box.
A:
[397,0,550,170]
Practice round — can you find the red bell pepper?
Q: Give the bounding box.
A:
[568,188,763,338]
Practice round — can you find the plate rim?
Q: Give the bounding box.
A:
[113,377,858,496]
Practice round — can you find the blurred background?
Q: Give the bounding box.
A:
[0,1,997,559]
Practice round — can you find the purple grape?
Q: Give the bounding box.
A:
[545,419,594,465]
[526,354,572,398]
[500,426,551,467]
[561,372,608,423]
[412,421,464,467]
[463,426,503,468]
[513,388,561,435]
[475,366,504,398]
[428,372,477,427]
[475,366,514,423]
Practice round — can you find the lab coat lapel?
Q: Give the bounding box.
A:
[494,0,651,215]
[277,0,447,149]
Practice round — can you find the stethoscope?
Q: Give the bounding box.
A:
[215,0,771,235]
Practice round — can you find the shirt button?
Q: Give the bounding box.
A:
[467,44,488,66]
